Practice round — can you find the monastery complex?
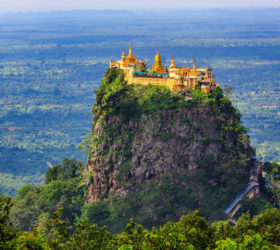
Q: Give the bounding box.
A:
[110,45,219,94]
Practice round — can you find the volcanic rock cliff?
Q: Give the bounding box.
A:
[84,68,256,229]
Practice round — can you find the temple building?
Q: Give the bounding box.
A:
[110,45,219,93]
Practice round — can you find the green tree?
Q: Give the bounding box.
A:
[263,162,280,208]
[224,85,234,98]
[11,158,86,231]
[45,158,83,184]
[66,219,116,249]
[0,195,18,249]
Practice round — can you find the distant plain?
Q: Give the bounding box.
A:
[0,9,279,196]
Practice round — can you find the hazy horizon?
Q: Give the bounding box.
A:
[1,0,280,13]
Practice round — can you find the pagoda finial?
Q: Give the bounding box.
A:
[193,58,196,70]
[121,49,126,61]
[127,43,135,63]
[129,43,133,55]
[169,55,176,69]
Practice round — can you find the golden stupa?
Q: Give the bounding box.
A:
[126,44,136,64]
[152,48,164,73]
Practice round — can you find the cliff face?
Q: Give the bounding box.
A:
[84,68,254,228]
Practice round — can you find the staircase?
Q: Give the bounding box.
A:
[224,181,259,215]
[224,147,262,217]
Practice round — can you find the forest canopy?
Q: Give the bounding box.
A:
[1,194,280,249]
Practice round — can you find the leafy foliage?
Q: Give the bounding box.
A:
[262,162,280,208]
[45,158,83,184]
[82,202,111,226]
[0,195,18,249]
[1,197,280,249]
[10,158,86,231]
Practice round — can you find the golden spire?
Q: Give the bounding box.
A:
[192,58,196,71]
[126,43,135,63]
[152,48,163,73]
[155,48,161,62]
[121,49,126,61]
[188,58,200,77]
[128,44,133,57]
[169,55,176,69]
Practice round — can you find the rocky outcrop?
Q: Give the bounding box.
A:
[80,68,264,229]
[83,68,257,228]
[86,100,251,203]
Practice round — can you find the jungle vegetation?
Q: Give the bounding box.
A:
[1,194,280,249]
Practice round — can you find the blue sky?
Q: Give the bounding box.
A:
[1,0,280,12]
